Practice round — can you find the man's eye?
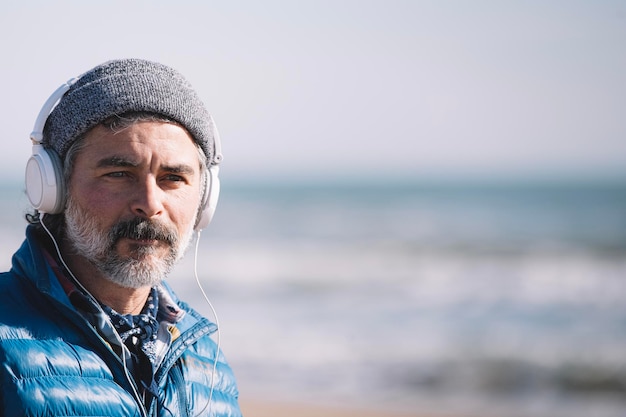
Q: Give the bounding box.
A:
[105,171,127,178]
[165,174,185,182]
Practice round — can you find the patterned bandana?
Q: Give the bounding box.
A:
[100,288,160,400]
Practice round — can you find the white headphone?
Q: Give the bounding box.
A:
[25,79,221,230]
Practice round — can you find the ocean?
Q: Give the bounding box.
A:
[1,179,625,417]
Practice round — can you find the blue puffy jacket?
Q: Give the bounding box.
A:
[0,226,242,417]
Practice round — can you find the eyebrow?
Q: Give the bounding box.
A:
[97,156,137,168]
[96,156,197,175]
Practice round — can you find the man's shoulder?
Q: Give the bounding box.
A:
[0,269,28,302]
[0,270,41,339]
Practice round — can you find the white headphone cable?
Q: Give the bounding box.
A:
[193,229,221,416]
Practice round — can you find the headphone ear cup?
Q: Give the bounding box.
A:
[25,145,65,214]
[195,165,220,231]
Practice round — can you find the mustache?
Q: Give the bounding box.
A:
[109,217,177,247]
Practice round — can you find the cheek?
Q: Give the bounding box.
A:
[68,183,124,225]
[170,191,202,229]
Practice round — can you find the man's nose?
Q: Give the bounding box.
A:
[130,176,165,219]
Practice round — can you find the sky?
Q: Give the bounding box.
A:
[1,0,625,184]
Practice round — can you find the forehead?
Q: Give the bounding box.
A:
[75,121,200,167]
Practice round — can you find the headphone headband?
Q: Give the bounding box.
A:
[30,79,77,145]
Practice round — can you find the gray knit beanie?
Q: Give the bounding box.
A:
[43,58,217,163]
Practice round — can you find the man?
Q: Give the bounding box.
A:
[0,59,242,416]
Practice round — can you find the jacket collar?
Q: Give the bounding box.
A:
[12,225,73,306]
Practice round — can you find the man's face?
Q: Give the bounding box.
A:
[65,121,203,289]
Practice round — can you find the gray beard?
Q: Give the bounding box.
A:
[64,196,194,289]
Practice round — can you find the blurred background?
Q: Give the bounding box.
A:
[1,1,625,416]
